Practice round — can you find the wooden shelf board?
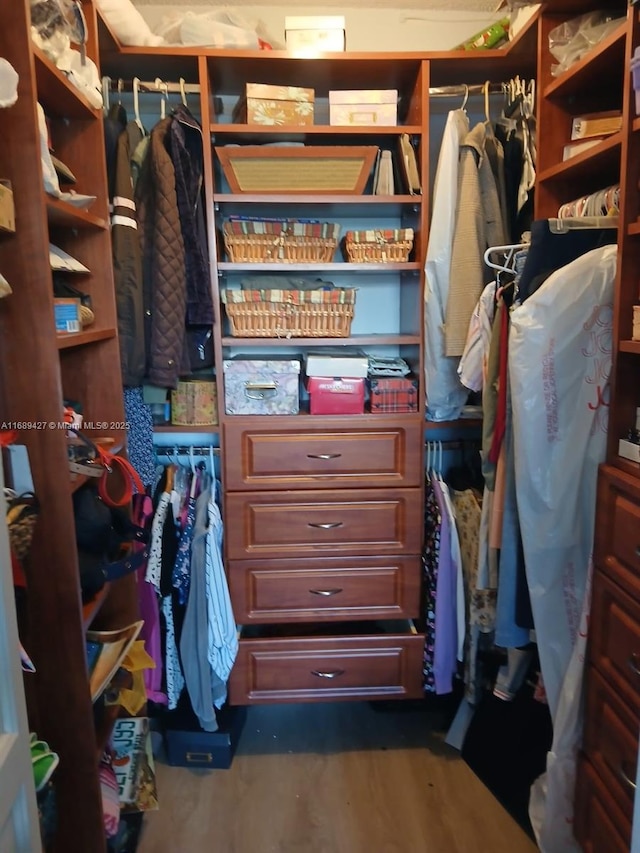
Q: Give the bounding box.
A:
[537,132,622,182]
[46,197,108,230]
[217,262,421,273]
[214,193,421,207]
[612,456,640,478]
[542,19,627,100]
[211,124,422,140]
[57,328,117,350]
[32,45,100,119]
[619,340,640,354]
[221,334,421,347]
[153,424,220,434]
[627,221,640,236]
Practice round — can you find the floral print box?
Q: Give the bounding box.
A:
[223,358,301,415]
[232,84,315,127]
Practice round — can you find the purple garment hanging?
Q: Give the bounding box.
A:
[431,473,458,695]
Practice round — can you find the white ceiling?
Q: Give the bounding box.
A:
[134,0,503,9]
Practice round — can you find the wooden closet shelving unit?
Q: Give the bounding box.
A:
[9,0,630,846]
[0,2,137,851]
[533,1,640,848]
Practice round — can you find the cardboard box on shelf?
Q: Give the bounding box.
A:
[285,16,346,53]
[329,89,398,126]
[171,380,218,427]
[305,349,369,378]
[223,358,300,415]
[307,376,365,415]
[233,83,315,126]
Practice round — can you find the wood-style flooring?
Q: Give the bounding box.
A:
[138,701,538,853]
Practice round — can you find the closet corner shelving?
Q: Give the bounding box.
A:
[0,2,137,851]
[538,2,640,848]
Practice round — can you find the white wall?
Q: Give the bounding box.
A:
[136,5,499,52]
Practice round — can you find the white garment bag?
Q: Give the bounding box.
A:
[508,243,617,850]
[424,109,469,421]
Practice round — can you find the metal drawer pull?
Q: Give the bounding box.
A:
[628,652,640,676]
[619,762,637,791]
[307,453,342,460]
[310,588,343,596]
[186,752,213,763]
[308,522,343,529]
[244,381,277,400]
[311,669,345,679]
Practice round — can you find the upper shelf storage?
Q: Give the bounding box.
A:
[542,18,627,100]
[32,45,100,119]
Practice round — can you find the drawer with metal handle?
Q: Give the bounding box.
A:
[588,569,640,712]
[225,488,422,559]
[583,665,639,822]
[227,619,424,705]
[222,419,422,490]
[228,554,421,622]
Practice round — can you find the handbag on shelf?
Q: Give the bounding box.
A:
[73,482,149,603]
[5,489,39,563]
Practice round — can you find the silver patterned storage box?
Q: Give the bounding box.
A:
[223,358,301,415]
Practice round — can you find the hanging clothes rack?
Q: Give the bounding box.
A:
[429,83,505,97]
[154,445,220,457]
[104,76,201,95]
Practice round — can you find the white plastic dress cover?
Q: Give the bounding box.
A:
[508,243,617,850]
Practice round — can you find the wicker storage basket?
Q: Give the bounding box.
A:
[343,228,414,263]
[221,288,356,338]
[223,219,340,263]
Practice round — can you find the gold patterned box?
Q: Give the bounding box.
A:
[171,380,218,426]
[633,305,640,341]
[233,83,315,126]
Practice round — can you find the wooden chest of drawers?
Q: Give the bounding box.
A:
[575,465,640,850]
[224,417,424,705]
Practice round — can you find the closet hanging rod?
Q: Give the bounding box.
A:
[429,83,505,97]
[106,77,201,95]
[154,445,220,456]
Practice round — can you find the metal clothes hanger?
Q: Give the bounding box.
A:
[179,77,188,107]
[484,242,529,275]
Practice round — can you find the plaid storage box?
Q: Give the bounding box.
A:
[369,376,418,413]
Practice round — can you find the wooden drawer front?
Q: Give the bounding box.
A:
[574,755,631,852]
[228,629,424,704]
[583,666,639,822]
[595,466,640,596]
[223,422,422,491]
[611,492,640,576]
[228,555,421,623]
[225,489,422,560]
[589,570,640,713]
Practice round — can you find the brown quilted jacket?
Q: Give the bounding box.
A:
[135,117,188,389]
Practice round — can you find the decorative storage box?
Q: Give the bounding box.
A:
[222,218,340,263]
[171,380,218,426]
[285,15,346,53]
[232,83,315,126]
[329,90,398,126]
[223,358,301,415]
[307,376,365,414]
[221,287,356,338]
[369,376,418,413]
[343,228,414,263]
